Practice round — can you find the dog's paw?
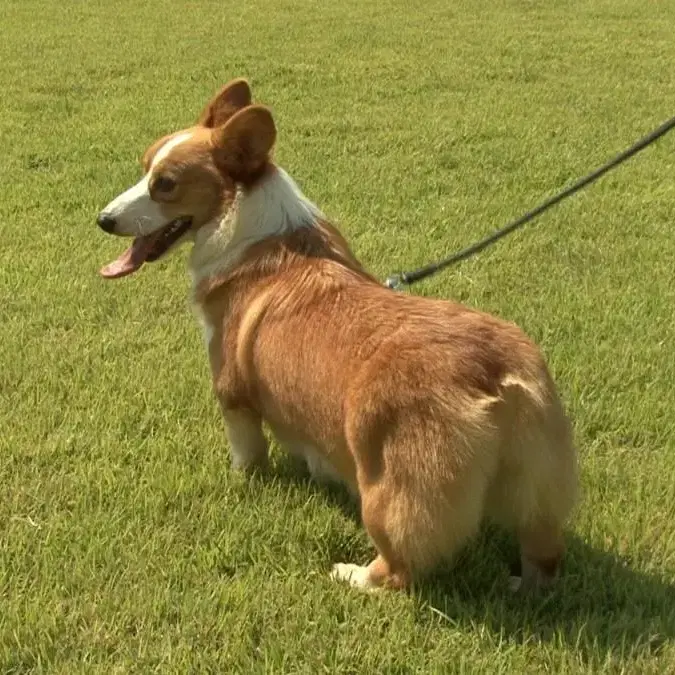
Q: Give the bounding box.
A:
[508,575,523,593]
[230,452,269,473]
[330,563,380,592]
[305,451,339,483]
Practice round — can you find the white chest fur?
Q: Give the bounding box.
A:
[193,305,215,351]
[188,167,322,288]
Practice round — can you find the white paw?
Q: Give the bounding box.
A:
[230,447,268,471]
[305,452,339,483]
[508,575,523,593]
[330,563,379,591]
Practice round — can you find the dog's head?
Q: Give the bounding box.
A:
[97,79,276,278]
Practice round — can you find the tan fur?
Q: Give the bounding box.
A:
[197,225,578,590]
[99,79,579,592]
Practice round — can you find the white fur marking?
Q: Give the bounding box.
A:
[508,575,523,593]
[224,410,268,470]
[303,447,343,485]
[330,563,380,592]
[193,305,215,351]
[202,320,215,350]
[101,132,194,236]
[149,132,195,170]
[189,167,323,287]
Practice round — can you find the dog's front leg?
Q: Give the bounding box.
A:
[222,408,269,471]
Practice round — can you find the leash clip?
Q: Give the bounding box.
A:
[384,273,404,291]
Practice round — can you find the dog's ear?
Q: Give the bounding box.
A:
[211,105,276,182]
[198,78,252,128]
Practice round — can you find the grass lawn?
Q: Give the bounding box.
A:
[2,0,675,671]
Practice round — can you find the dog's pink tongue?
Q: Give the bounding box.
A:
[99,236,153,279]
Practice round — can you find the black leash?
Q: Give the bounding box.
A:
[385,115,675,290]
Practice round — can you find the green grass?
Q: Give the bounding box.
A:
[2,0,675,671]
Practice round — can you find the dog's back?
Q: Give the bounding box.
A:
[201,223,578,591]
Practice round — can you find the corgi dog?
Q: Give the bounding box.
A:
[97,79,578,592]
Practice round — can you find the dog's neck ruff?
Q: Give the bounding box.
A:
[189,166,322,289]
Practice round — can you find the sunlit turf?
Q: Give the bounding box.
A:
[1,0,674,671]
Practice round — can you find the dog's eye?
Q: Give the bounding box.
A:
[154,175,177,193]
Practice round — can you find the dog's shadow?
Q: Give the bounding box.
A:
[267,454,675,665]
[416,531,674,664]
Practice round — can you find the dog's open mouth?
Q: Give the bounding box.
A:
[99,218,192,279]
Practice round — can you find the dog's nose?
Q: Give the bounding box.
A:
[97,213,117,234]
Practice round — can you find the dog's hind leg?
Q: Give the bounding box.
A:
[333,391,496,592]
[488,385,578,592]
[332,479,422,591]
[495,455,576,592]
[510,520,566,592]
[331,457,488,592]
[330,485,413,591]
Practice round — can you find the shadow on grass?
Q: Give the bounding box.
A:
[267,453,675,665]
[416,529,674,664]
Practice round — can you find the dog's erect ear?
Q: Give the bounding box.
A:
[197,78,252,128]
[211,105,276,182]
